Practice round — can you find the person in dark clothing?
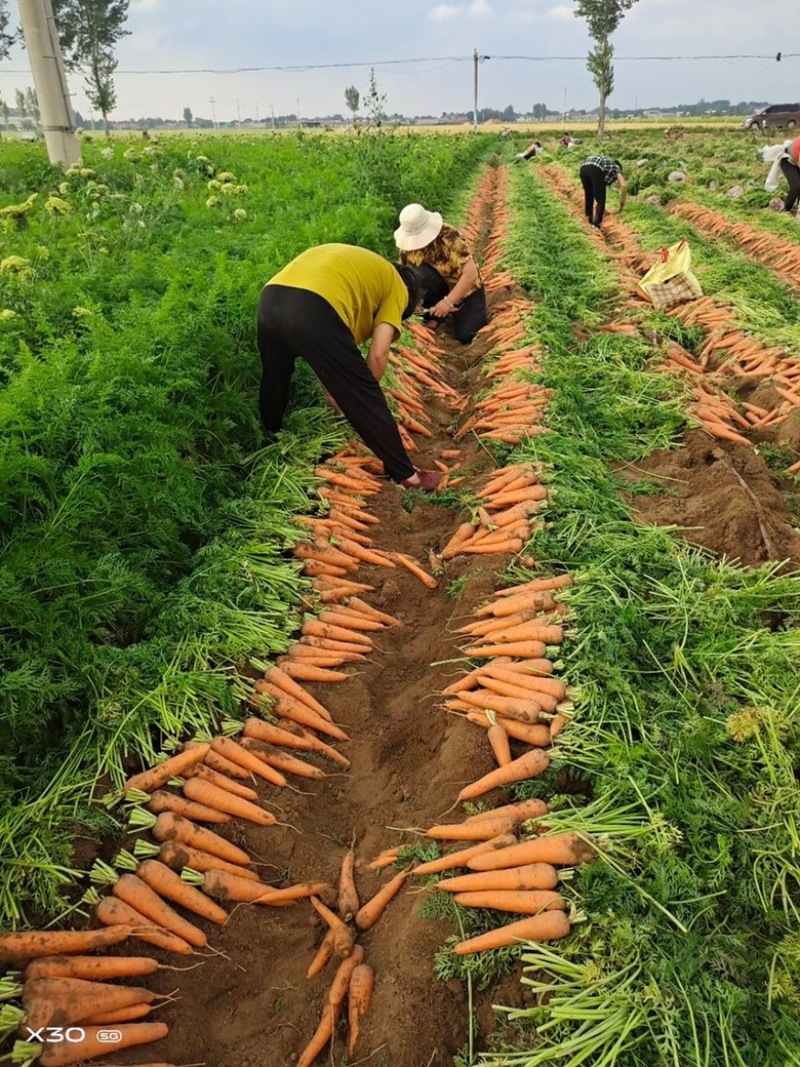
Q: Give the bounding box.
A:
[395,203,488,344]
[781,156,800,213]
[579,155,627,227]
[257,243,440,492]
[515,140,543,160]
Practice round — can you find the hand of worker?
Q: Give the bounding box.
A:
[429,298,454,319]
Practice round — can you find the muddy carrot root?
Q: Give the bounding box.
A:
[355,870,409,931]
[297,947,365,1067]
[453,911,570,954]
[347,963,375,1055]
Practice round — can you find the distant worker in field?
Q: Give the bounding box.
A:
[579,154,627,228]
[394,203,488,344]
[515,140,543,160]
[258,244,441,492]
[762,136,800,215]
[561,134,576,149]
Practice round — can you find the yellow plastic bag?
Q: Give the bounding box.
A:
[637,239,703,311]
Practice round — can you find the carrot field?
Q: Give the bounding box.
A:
[1,126,800,1067]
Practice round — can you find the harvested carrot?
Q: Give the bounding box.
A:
[355,870,409,931]
[280,662,351,683]
[22,975,158,1027]
[136,860,228,925]
[453,910,570,954]
[307,929,334,978]
[297,946,365,1067]
[123,746,210,796]
[346,596,401,627]
[0,927,133,967]
[466,640,548,660]
[84,1002,153,1025]
[189,762,260,801]
[468,832,596,871]
[272,695,349,741]
[149,812,251,866]
[198,870,329,906]
[487,721,512,766]
[157,840,258,881]
[112,873,206,948]
[459,691,543,724]
[95,897,193,956]
[464,799,549,825]
[263,666,336,722]
[37,1023,169,1067]
[426,813,519,840]
[184,740,251,781]
[368,846,400,870]
[393,553,438,589]
[458,750,550,802]
[338,845,360,921]
[347,963,375,1055]
[183,778,277,827]
[211,735,287,787]
[310,896,355,957]
[412,834,517,876]
[146,790,231,825]
[25,955,160,982]
[437,863,560,894]
[454,889,566,913]
[241,738,326,780]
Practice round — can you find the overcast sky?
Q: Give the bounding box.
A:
[1,0,796,122]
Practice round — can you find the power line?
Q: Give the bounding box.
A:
[0,52,797,76]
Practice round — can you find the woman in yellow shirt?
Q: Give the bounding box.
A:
[395,204,488,344]
[258,244,440,491]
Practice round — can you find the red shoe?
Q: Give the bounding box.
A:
[400,469,442,493]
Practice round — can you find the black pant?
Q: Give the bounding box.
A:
[781,158,800,213]
[417,263,488,344]
[579,163,607,226]
[257,285,415,482]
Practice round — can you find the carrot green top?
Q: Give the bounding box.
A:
[267,244,408,344]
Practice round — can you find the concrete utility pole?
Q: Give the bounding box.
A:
[473,48,478,130]
[18,0,80,168]
[270,103,275,129]
[209,97,216,127]
[296,98,301,128]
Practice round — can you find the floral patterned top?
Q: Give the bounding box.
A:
[399,223,482,298]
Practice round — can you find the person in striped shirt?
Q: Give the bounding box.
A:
[579,154,627,228]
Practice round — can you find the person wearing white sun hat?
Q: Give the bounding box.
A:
[394,203,488,344]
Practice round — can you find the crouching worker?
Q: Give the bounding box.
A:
[394,203,488,345]
[258,243,441,492]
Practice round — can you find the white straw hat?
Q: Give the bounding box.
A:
[394,203,443,251]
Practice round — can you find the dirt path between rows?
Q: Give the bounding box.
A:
[99,166,538,1067]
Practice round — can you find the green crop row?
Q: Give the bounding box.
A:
[0,131,492,928]
[464,165,800,1066]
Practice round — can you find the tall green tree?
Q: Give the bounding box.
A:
[52,0,130,137]
[183,106,193,127]
[0,0,13,60]
[363,69,386,128]
[574,0,638,138]
[344,85,359,124]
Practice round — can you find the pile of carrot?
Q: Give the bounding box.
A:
[539,165,800,471]
[671,200,800,293]
[442,463,548,560]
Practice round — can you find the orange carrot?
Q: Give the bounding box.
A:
[453,911,570,954]
[355,870,409,931]
[307,929,334,978]
[346,596,402,627]
[0,927,133,967]
[425,816,518,841]
[157,840,259,881]
[297,946,365,1067]
[453,889,566,913]
[458,750,550,802]
[274,696,350,742]
[263,666,337,722]
[22,975,158,1027]
[240,738,326,780]
[459,691,543,724]
[149,812,251,866]
[136,859,228,925]
[37,1023,169,1067]
[280,662,351,683]
[437,863,560,893]
[146,790,232,825]
[310,896,355,957]
[182,778,277,827]
[338,845,360,921]
[184,740,251,781]
[211,735,287,787]
[84,1002,153,1025]
[25,955,160,982]
[302,619,372,646]
[347,963,375,1055]
[94,897,193,956]
[368,846,400,870]
[189,762,260,801]
[319,609,384,632]
[123,746,210,796]
[466,640,548,659]
[468,832,596,871]
[487,721,512,766]
[464,799,549,825]
[412,834,517,876]
[112,873,206,948]
[198,869,327,905]
[393,553,438,589]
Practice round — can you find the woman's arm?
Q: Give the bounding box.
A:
[366,321,398,381]
[429,259,480,318]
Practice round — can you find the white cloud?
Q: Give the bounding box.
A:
[429,3,459,19]
[429,0,493,21]
[130,0,163,11]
